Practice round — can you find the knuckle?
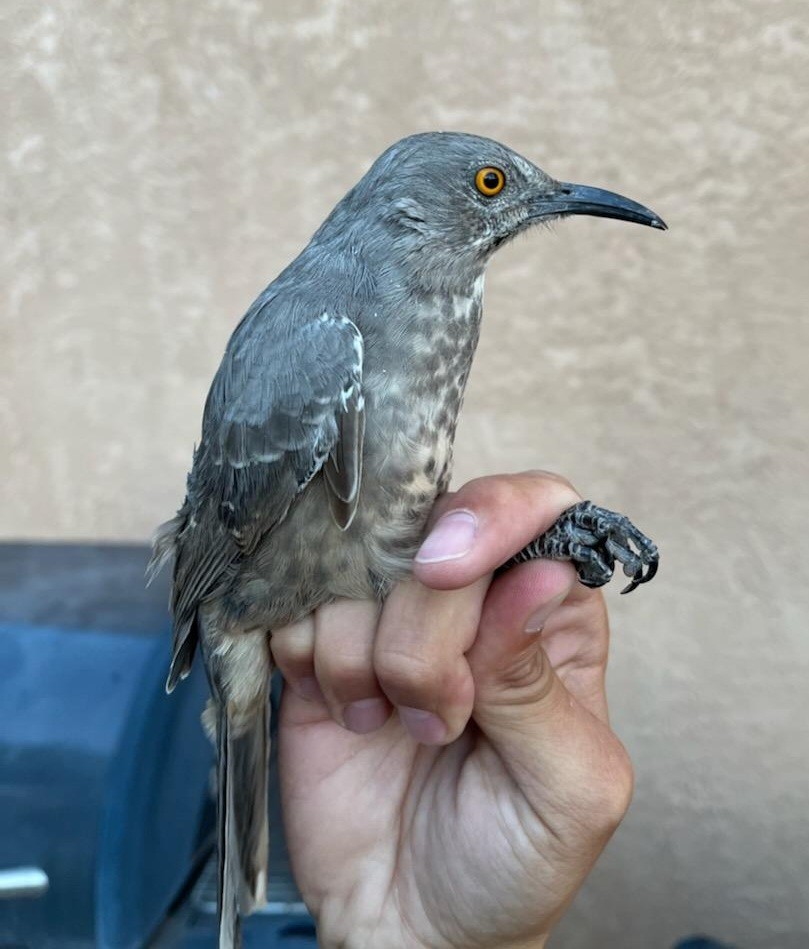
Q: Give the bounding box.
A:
[458,471,583,526]
[531,471,582,511]
[607,743,635,816]
[315,651,375,696]
[523,467,574,489]
[271,618,314,670]
[476,475,522,512]
[497,646,555,702]
[374,645,442,701]
[271,632,313,667]
[455,474,520,515]
[580,741,635,836]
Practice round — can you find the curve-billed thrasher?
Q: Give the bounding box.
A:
[149,132,665,948]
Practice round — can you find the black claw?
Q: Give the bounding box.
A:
[620,557,659,594]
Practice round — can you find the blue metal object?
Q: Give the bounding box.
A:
[0,544,212,948]
[0,543,317,948]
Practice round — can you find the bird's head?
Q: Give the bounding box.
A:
[324,132,666,288]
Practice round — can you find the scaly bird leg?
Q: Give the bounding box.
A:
[502,500,659,594]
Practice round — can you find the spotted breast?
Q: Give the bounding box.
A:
[358,274,485,589]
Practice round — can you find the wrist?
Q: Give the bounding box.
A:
[312,891,552,949]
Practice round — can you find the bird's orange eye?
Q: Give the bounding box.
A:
[475,166,505,196]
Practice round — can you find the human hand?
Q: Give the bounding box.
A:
[273,471,634,949]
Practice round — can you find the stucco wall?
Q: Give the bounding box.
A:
[2,2,807,946]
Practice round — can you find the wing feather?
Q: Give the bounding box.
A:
[324,385,365,529]
[163,309,365,684]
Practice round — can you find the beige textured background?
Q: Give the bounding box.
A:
[2,1,808,946]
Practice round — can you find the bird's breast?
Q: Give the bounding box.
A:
[356,278,484,583]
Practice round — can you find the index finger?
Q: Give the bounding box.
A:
[413,471,582,591]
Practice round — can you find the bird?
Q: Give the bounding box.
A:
[149,131,665,948]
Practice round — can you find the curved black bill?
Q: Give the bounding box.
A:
[532,182,667,230]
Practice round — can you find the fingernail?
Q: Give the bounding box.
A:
[415,510,478,564]
[343,698,390,734]
[398,707,447,744]
[524,592,568,634]
[295,676,325,703]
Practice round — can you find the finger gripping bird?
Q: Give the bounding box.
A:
[149,132,665,948]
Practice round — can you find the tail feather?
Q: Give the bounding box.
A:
[217,699,270,949]
[217,703,241,949]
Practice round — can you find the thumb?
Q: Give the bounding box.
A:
[467,559,630,822]
[468,558,576,741]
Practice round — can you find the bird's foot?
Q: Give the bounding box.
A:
[505,500,659,594]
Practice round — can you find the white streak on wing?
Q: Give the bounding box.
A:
[229,450,283,468]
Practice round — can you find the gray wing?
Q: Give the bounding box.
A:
[166,310,364,689]
[208,311,365,543]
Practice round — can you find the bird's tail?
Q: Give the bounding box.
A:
[216,697,270,949]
